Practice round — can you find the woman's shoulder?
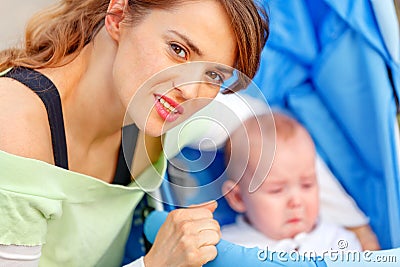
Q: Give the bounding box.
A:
[0,76,53,164]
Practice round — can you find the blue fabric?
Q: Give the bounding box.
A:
[163,148,238,225]
[145,210,400,267]
[144,210,329,267]
[253,0,400,248]
[370,0,399,63]
[121,196,148,265]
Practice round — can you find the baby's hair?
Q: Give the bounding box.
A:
[224,112,309,183]
[272,112,302,141]
[224,113,274,182]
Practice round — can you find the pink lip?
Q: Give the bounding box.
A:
[287,218,301,224]
[154,94,184,123]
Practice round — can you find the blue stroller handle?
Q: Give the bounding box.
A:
[144,210,400,266]
[144,210,329,267]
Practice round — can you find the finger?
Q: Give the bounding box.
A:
[178,218,220,235]
[179,219,221,248]
[196,218,221,236]
[168,206,214,222]
[159,209,217,246]
[178,217,220,234]
[197,229,221,247]
[198,245,218,265]
[189,200,218,213]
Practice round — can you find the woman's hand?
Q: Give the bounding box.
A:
[144,201,220,267]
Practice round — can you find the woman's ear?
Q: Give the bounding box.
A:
[222,180,247,213]
[105,0,128,42]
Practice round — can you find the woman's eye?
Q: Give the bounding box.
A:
[170,43,187,59]
[205,71,223,84]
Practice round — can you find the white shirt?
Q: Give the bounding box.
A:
[221,215,362,255]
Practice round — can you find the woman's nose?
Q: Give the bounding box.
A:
[173,62,210,100]
[178,82,201,100]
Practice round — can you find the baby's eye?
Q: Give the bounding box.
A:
[301,182,314,189]
[268,187,283,194]
[205,71,223,84]
[170,43,187,59]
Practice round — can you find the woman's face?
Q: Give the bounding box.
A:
[110,0,237,136]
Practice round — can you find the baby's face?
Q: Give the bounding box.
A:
[241,128,319,240]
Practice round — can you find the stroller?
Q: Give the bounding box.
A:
[123,0,400,265]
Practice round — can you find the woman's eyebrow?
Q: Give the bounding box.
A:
[167,30,203,56]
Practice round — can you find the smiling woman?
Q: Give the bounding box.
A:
[0,0,268,266]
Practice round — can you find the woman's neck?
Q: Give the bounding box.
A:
[39,31,125,150]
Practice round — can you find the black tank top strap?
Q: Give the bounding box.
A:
[113,124,139,185]
[3,67,69,169]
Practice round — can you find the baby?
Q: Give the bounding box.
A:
[221,112,362,254]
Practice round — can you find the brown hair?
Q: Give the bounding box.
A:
[0,0,269,81]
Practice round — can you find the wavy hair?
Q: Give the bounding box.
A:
[0,0,269,83]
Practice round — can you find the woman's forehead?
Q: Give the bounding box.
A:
[137,1,237,64]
